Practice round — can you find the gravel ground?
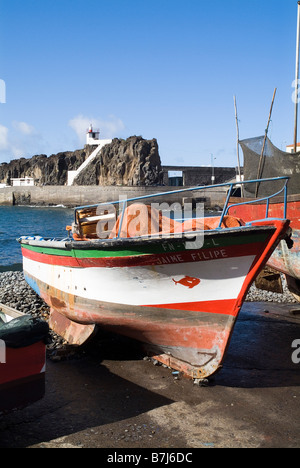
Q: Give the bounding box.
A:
[0,270,297,354]
[0,271,65,353]
[246,276,297,303]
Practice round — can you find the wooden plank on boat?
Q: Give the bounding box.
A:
[0,302,25,319]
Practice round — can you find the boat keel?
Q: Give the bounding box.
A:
[49,308,96,346]
[149,352,221,380]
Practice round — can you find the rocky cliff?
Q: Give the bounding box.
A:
[0,136,163,186]
[0,148,92,186]
[73,136,163,186]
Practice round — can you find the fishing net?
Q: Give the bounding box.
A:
[240,136,300,197]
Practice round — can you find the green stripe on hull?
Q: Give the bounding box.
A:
[22,245,75,257]
[21,231,269,259]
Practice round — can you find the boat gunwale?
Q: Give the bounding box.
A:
[229,192,300,205]
[18,223,279,252]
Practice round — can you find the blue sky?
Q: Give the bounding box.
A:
[0,0,298,167]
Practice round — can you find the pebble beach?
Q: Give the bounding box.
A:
[0,271,66,353]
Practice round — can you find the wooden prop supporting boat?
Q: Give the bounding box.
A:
[0,303,48,414]
[18,178,291,380]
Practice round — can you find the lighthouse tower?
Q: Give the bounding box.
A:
[86,124,101,145]
[67,125,112,185]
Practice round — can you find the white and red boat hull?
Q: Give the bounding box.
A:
[20,220,289,379]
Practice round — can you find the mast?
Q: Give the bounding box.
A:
[294,1,300,153]
[255,88,277,197]
[233,96,244,197]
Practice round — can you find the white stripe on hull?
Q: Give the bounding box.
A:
[23,254,255,306]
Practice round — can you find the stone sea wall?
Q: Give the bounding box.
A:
[0,185,228,208]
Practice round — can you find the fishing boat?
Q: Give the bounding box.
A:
[18,177,291,380]
[0,303,48,414]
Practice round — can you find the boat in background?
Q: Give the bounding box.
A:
[0,303,48,414]
[228,137,300,301]
[18,178,291,380]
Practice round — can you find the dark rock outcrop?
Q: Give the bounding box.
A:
[0,137,163,187]
[0,148,93,186]
[73,136,163,186]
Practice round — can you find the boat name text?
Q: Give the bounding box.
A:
[155,248,228,265]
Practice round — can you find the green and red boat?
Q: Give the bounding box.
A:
[19,178,291,380]
[0,304,48,414]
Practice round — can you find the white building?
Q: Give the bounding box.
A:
[11,177,34,187]
[67,125,112,186]
[286,143,300,153]
[86,124,102,145]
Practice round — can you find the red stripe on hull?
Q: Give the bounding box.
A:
[22,247,79,267]
[22,242,263,268]
[145,298,237,315]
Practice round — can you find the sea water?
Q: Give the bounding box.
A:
[0,204,218,271]
[0,206,73,271]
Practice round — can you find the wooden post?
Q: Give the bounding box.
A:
[233,96,244,197]
[255,87,277,197]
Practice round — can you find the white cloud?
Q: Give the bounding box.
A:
[12,120,36,135]
[0,121,48,163]
[0,124,9,151]
[68,114,125,144]
[0,116,126,163]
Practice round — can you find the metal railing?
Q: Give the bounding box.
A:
[223,177,288,221]
[74,176,289,238]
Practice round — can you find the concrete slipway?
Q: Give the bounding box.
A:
[0,301,299,449]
